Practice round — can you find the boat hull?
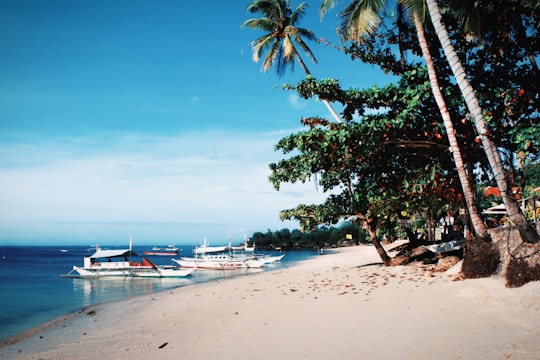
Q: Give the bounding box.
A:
[172,258,248,270]
[133,267,194,278]
[64,265,193,278]
[66,265,150,278]
[143,251,179,256]
[172,257,266,270]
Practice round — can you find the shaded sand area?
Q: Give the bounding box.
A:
[1,244,539,360]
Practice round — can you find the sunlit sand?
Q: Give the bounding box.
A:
[2,243,539,359]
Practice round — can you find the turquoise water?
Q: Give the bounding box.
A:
[0,245,316,343]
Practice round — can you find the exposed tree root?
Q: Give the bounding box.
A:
[462,237,500,278]
[460,226,540,287]
[506,257,540,287]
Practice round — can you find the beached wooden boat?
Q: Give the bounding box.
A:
[424,239,465,254]
[62,238,193,278]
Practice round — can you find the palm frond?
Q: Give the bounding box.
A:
[289,28,318,64]
[296,27,317,42]
[262,39,281,73]
[290,2,309,25]
[241,17,276,32]
[252,34,276,63]
[351,7,381,37]
[247,0,282,19]
[444,0,481,38]
[400,0,427,23]
[396,4,409,68]
[339,0,386,41]
[320,0,339,20]
[282,35,296,62]
[242,0,318,77]
[275,42,293,76]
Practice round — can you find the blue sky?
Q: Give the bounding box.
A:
[0,0,392,245]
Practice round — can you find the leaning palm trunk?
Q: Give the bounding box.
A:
[426,0,538,243]
[412,13,489,240]
[294,52,343,123]
[322,100,343,123]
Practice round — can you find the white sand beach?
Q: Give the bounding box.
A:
[1,244,539,360]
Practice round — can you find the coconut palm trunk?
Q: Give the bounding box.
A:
[412,13,489,240]
[425,0,538,243]
[293,49,343,123]
[321,0,494,240]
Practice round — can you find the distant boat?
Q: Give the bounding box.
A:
[59,249,68,253]
[61,237,193,278]
[143,244,179,256]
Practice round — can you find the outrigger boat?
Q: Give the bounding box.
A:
[172,238,284,270]
[230,236,285,264]
[172,239,267,270]
[143,244,179,256]
[62,238,193,278]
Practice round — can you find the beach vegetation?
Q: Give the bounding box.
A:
[244,0,539,283]
[319,0,538,244]
[272,68,469,265]
[320,0,490,242]
[250,221,368,249]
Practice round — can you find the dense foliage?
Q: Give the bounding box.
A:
[243,0,539,250]
[276,66,475,244]
[248,222,368,249]
[273,0,537,240]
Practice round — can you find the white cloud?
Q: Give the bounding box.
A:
[288,93,307,110]
[0,130,327,244]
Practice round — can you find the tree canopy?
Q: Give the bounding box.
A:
[243,0,539,256]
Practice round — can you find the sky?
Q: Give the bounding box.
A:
[0,0,392,246]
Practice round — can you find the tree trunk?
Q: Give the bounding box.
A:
[413,13,489,240]
[359,215,391,265]
[426,0,538,243]
[428,213,436,242]
[294,52,343,123]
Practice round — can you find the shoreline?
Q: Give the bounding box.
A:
[1,244,539,359]
[0,245,316,349]
[0,249,316,348]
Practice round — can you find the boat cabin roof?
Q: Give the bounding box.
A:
[193,245,230,254]
[89,249,138,259]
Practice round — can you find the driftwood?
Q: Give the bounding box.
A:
[388,244,443,266]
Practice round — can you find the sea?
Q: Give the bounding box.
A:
[0,245,317,343]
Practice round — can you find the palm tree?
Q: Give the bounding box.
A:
[321,0,490,240]
[242,0,343,123]
[408,8,490,240]
[424,0,538,243]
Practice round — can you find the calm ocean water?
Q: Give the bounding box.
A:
[0,245,317,343]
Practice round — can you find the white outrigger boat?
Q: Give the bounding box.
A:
[172,239,268,270]
[62,238,194,278]
[172,238,284,270]
[143,244,179,256]
[231,237,285,264]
